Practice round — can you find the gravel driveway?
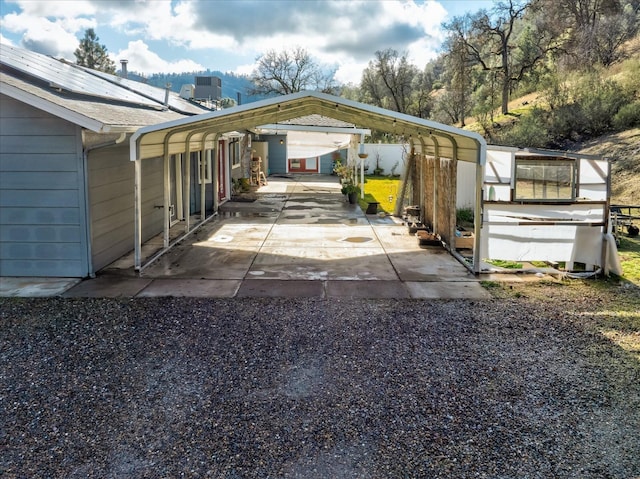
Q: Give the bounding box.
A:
[1,284,639,478]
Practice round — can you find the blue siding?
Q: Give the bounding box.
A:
[0,95,88,277]
[266,135,287,174]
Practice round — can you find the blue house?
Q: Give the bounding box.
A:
[0,44,216,277]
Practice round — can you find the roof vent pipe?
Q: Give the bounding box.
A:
[164,83,172,109]
[120,59,128,79]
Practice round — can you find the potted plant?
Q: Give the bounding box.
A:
[343,180,360,204]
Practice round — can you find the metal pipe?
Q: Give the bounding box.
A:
[472,141,486,274]
[134,155,142,270]
[431,135,440,234]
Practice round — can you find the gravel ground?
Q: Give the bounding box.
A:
[1,283,639,478]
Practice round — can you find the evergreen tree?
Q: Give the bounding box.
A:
[74,28,116,74]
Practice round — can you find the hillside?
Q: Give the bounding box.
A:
[128,70,261,104]
[576,128,640,205]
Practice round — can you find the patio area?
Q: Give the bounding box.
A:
[5,175,490,299]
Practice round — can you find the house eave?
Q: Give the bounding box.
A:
[1,81,114,133]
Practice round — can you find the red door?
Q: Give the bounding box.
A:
[288,157,319,173]
[217,139,226,201]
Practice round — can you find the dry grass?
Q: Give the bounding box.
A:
[576,128,640,205]
[482,278,640,361]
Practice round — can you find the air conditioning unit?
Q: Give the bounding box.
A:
[194,76,221,101]
[179,84,195,99]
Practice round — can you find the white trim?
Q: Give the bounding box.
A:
[256,124,371,135]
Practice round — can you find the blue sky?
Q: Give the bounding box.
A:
[0,0,494,84]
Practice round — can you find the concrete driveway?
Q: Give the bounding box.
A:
[6,175,489,299]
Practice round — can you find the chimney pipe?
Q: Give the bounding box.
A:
[164,83,172,109]
[120,59,128,79]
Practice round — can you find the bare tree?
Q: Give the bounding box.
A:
[74,28,116,74]
[249,47,337,96]
[445,0,558,115]
[535,0,639,67]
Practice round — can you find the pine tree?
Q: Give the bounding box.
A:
[74,28,116,74]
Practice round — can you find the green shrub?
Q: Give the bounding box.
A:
[573,75,630,136]
[456,208,474,224]
[613,101,640,130]
[496,108,550,148]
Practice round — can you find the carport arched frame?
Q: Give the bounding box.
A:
[130,91,487,273]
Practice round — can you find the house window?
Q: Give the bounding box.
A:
[229,139,240,168]
[197,151,212,184]
[514,159,575,201]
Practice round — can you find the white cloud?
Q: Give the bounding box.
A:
[2,11,92,58]
[111,40,204,75]
[1,0,95,58]
[0,33,15,46]
[1,0,463,84]
[10,0,96,18]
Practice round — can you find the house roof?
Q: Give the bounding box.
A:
[131,90,487,164]
[0,44,208,133]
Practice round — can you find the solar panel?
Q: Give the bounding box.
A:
[0,44,161,109]
[77,66,208,114]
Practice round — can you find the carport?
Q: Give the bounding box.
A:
[130,91,487,273]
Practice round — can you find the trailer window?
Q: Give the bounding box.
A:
[514,160,575,201]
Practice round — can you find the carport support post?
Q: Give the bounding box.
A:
[184,136,192,233]
[211,134,219,212]
[359,133,365,199]
[134,154,142,271]
[431,136,440,234]
[472,144,485,275]
[200,150,206,221]
[163,147,170,248]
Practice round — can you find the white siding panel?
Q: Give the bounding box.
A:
[88,144,135,271]
[88,147,164,271]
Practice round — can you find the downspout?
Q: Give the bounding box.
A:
[128,133,143,271]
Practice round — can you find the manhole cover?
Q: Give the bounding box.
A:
[340,236,374,243]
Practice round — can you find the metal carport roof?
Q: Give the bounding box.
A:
[130,91,487,164]
[129,91,487,273]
